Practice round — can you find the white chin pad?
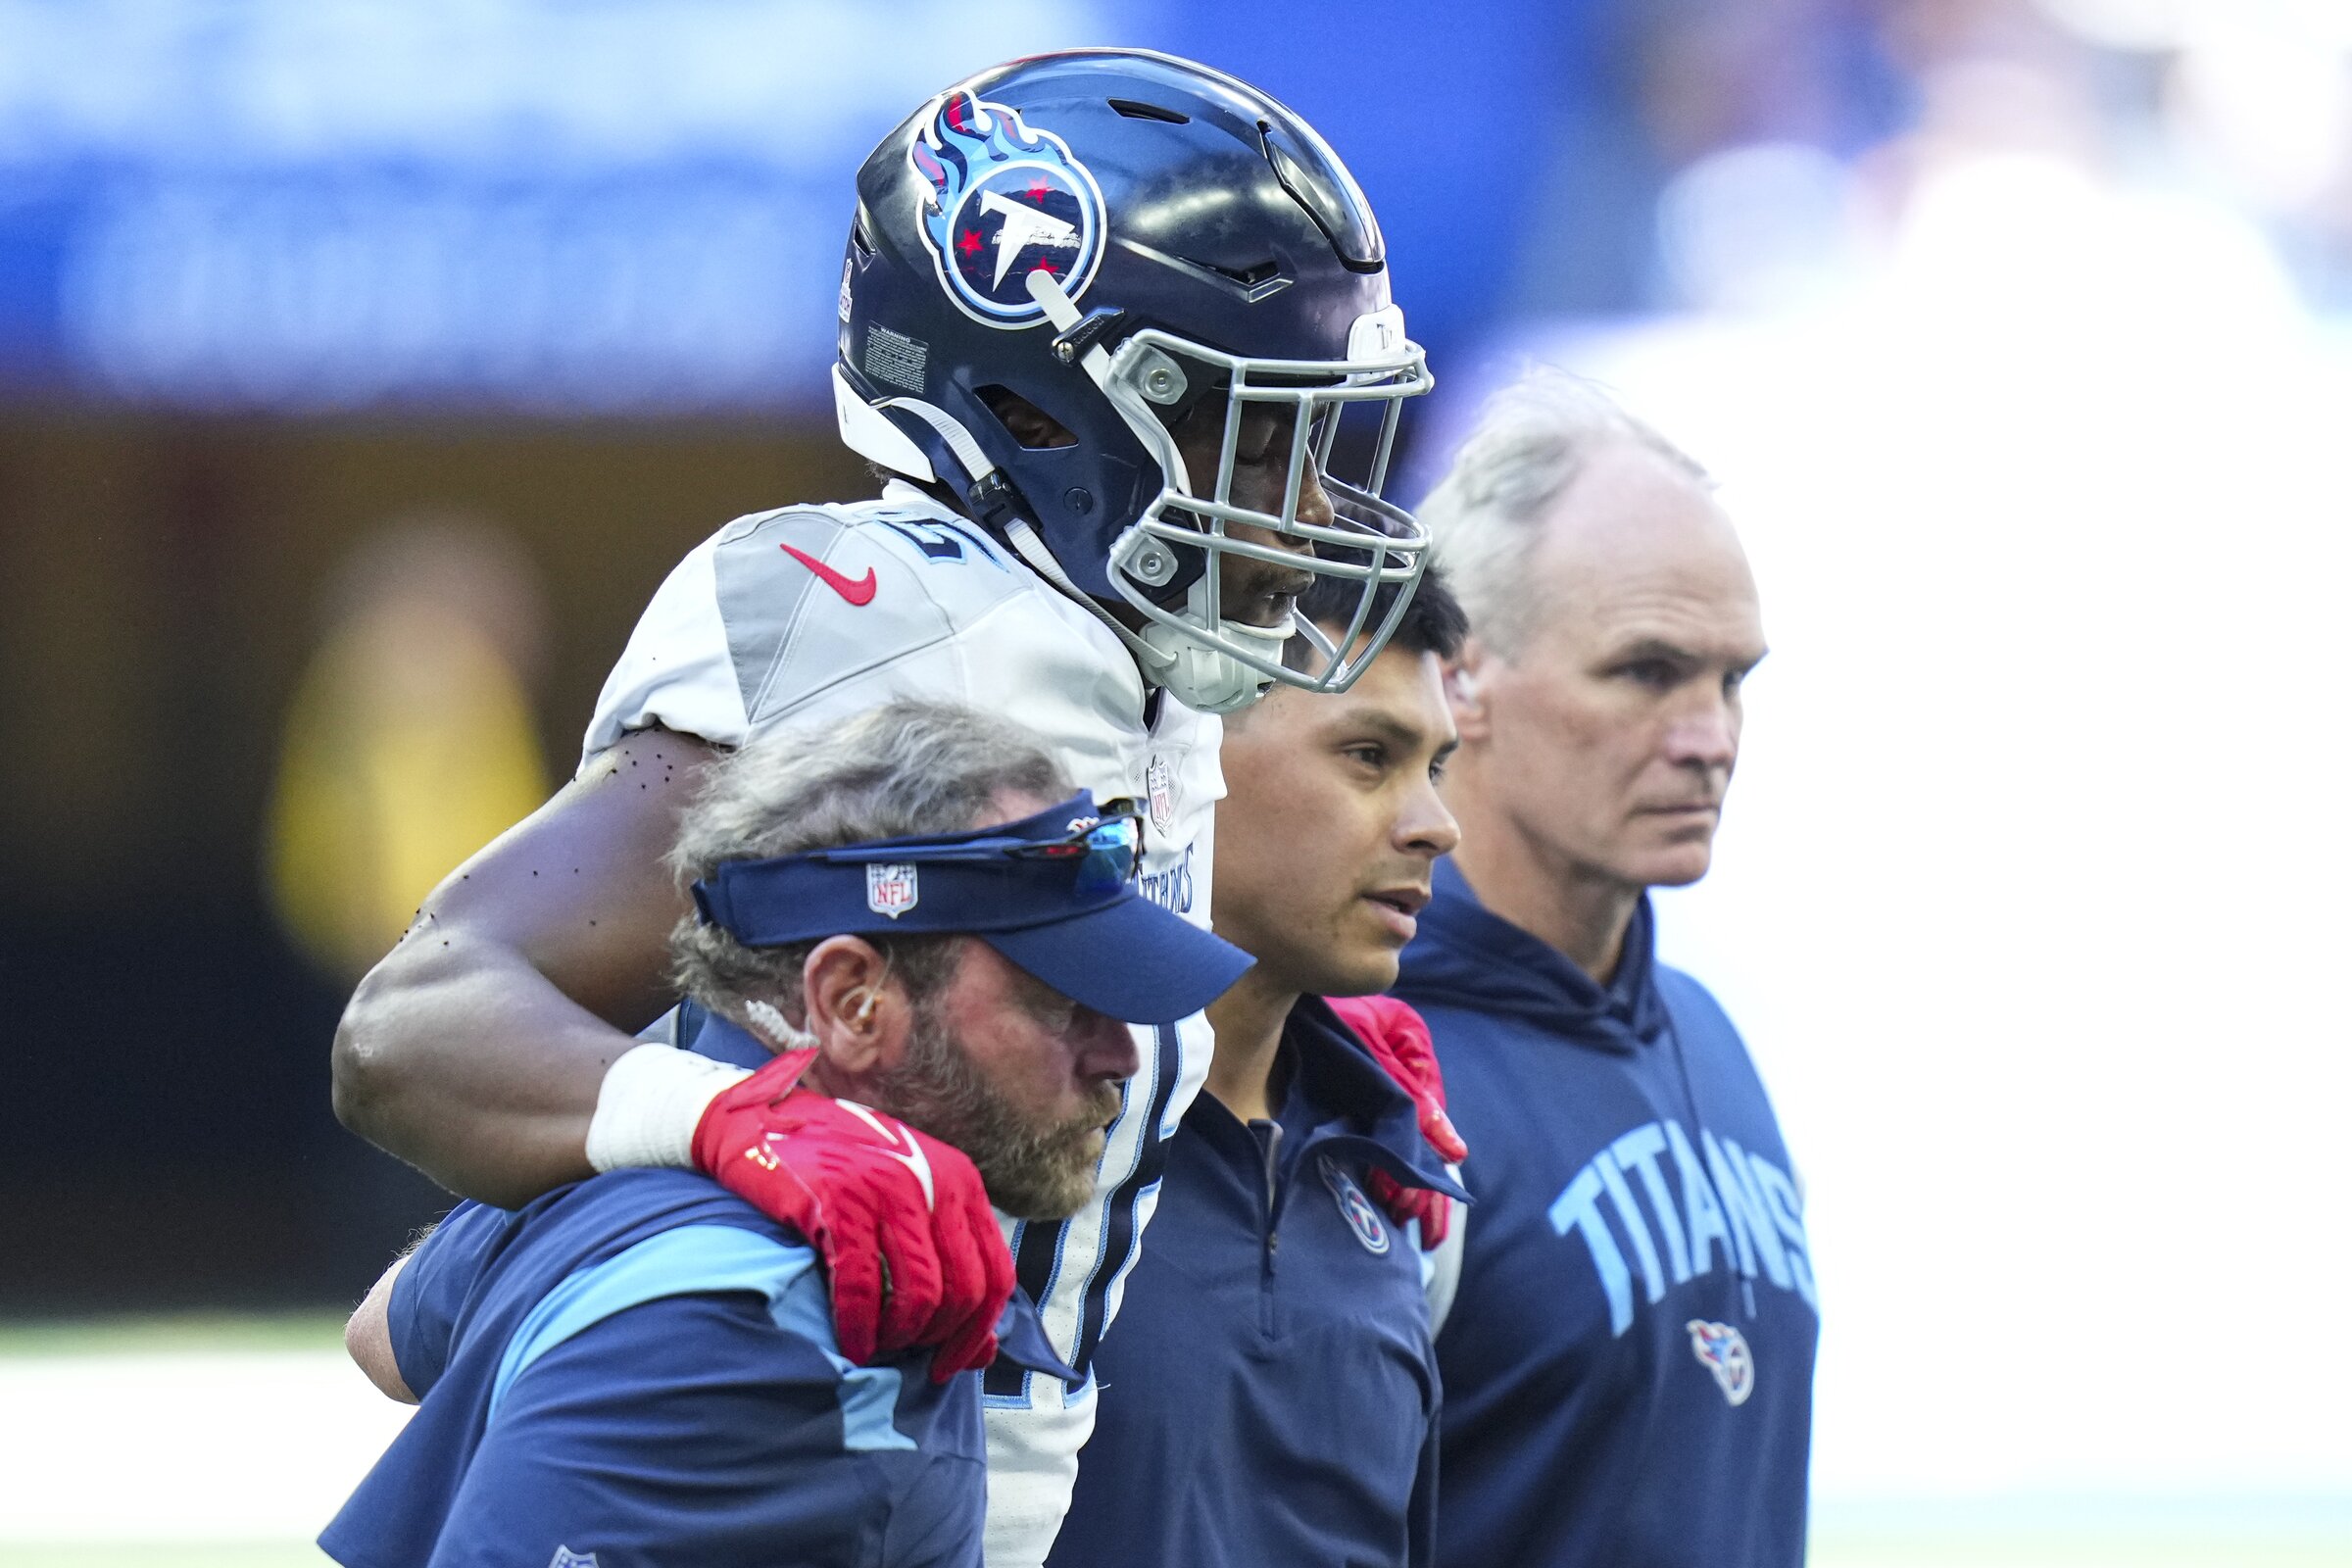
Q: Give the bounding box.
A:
[1141,612,1293,715]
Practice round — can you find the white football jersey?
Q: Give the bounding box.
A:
[583,481,1220,1566]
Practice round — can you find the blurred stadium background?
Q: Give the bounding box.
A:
[2,0,2347,1562]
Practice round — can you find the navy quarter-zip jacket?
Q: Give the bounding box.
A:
[323,1011,1073,1568]
[1045,997,1468,1568]
[1396,857,1818,1568]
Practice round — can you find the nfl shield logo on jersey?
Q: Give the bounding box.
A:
[1686,1319,1755,1406]
[1320,1156,1391,1254]
[866,863,920,919]
[547,1548,600,1568]
[1146,755,1175,833]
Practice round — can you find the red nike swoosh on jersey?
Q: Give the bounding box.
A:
[778,542,878,607]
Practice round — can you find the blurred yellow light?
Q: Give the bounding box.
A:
[267,601,549,981]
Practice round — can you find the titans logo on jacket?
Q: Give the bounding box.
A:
[1396,858,1820,1568]
[1044,998,1465,1568]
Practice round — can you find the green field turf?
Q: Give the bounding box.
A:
[0,1316,2342,1568]
[0,1311,345,1358]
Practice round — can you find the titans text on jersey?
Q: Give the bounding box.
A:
[1548,1114,1815,1339]
[1397,858,1819,1568]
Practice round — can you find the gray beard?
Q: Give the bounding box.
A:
[871,1004,1120,1222]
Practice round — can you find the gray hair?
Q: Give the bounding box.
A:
[1416,369,1710,656]
[667,699,1071,1029]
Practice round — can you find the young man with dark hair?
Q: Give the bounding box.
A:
[1044,575,1471,1568]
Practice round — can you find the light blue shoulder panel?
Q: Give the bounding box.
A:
[487,1222,914,1451]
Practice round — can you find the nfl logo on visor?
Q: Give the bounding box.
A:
[866,863,920,919]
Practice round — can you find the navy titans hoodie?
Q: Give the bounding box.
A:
[1395,857,1819,1568]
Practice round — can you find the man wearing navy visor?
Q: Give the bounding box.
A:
[324,701,1250,1568]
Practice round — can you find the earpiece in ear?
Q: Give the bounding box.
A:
[744,999,818,1053]
[855,951,895,1025]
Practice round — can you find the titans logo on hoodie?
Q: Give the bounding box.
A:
[1395,858,1819,1568]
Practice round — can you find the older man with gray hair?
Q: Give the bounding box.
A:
[325,700,1251,1568]
[1395,373,1819,1567]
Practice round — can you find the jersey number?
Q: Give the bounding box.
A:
[881,517,1005,568]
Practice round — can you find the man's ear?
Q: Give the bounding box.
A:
[1446,636,1494,744]
[799,936,913,1077]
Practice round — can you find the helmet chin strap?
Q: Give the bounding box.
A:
[999,514,1172,677]
[844,269,1289,716]
[844,376,1116,629]
[1004,514,1286,714]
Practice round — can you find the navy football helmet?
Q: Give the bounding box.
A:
[832,49,1433,712]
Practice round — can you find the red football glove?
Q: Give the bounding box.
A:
[692,1048,1015,1383]
[1325,994,1468,1250]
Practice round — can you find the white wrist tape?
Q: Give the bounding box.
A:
[585,1043,751,1173]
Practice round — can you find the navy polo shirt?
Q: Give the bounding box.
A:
[1396,858,1819,1568]
[1044,997,1467,1568]
[321,1014,1070,1568]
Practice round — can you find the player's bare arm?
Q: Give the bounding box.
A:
[345,1239,425,1404]
[324,55,1438,1487]
[331,727,717,1205]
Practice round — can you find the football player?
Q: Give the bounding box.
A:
[329,49,1434,1565]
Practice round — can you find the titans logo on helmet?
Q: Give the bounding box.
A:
[909,90,1106,328]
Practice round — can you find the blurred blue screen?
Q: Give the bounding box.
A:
[0,0,1569,414]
